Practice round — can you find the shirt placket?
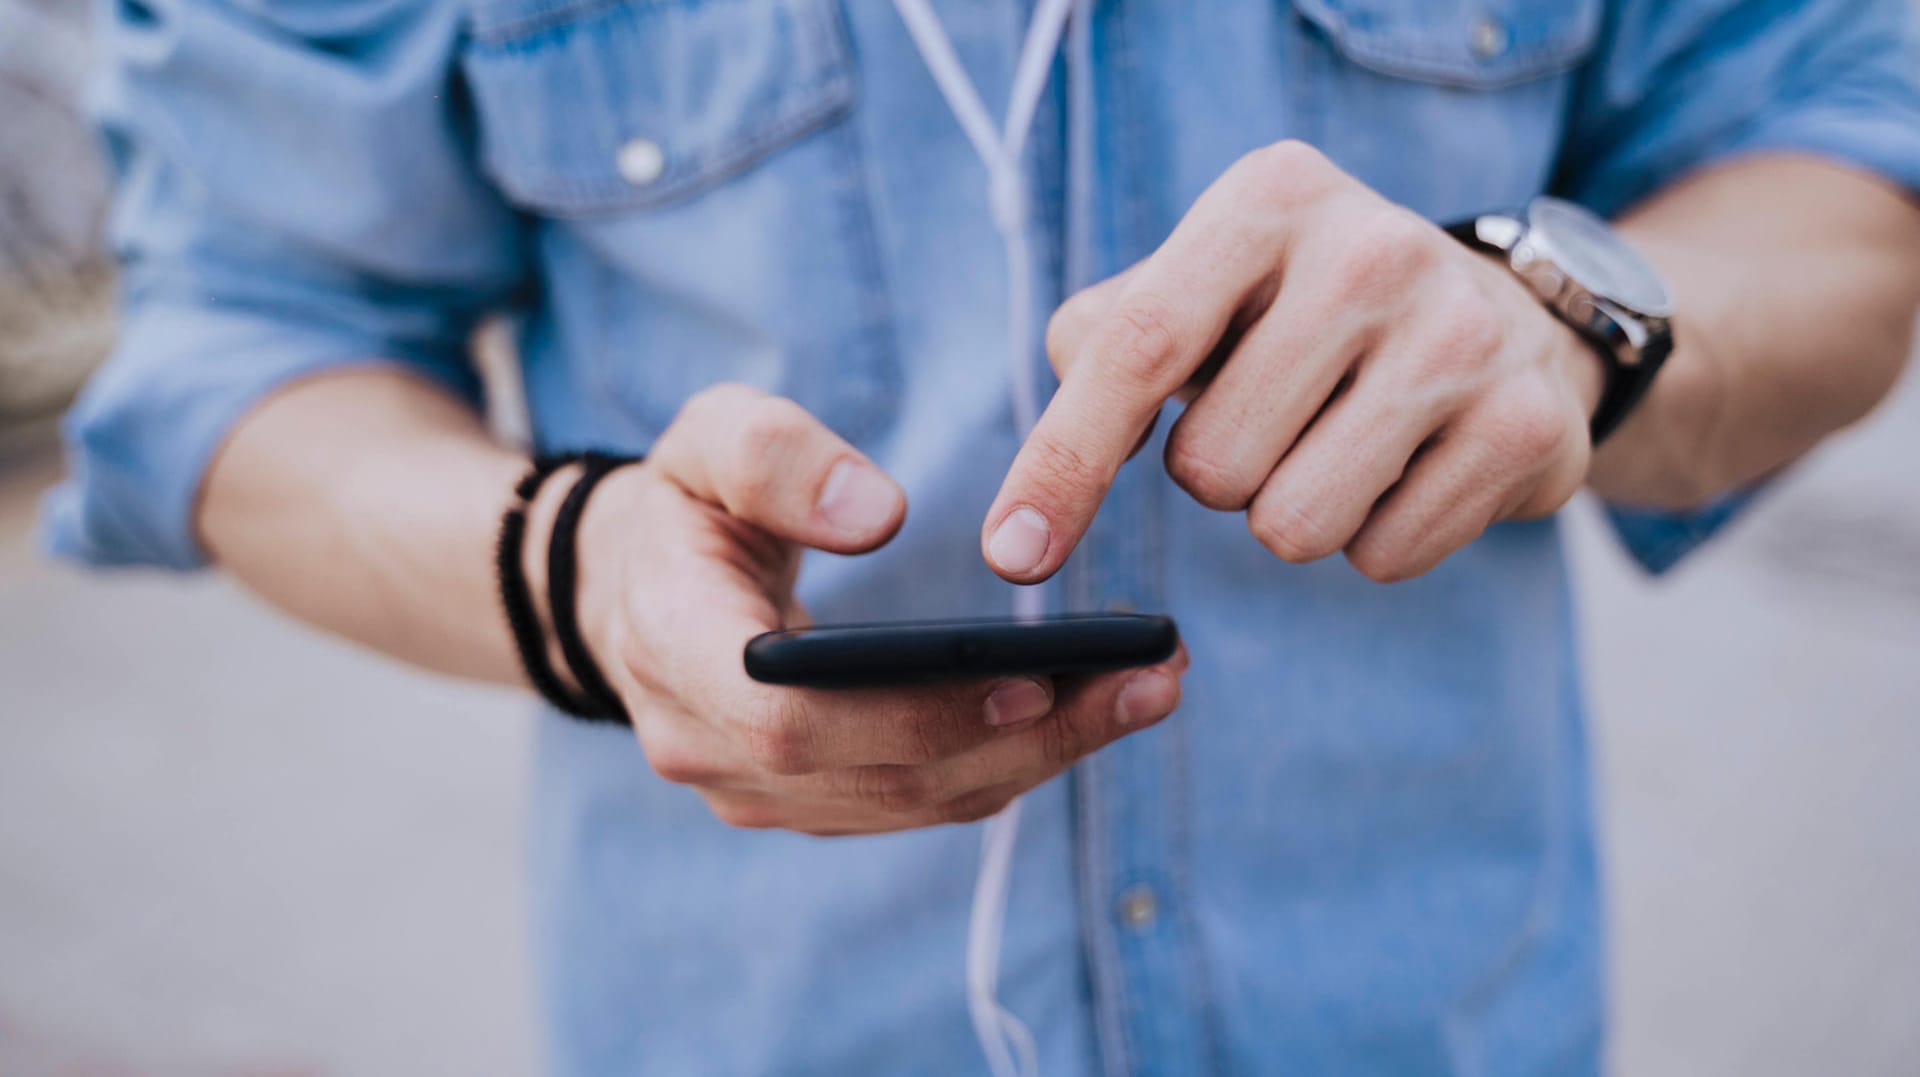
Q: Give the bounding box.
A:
[1036,4,1213,1068]
[1066,447,1213,1075]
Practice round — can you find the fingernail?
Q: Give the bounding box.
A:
[1115,670,1177,728]
[987,507,1050,575]
[985,677,1053,727]
[817,459,900,537]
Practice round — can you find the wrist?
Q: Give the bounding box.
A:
[1449,198,1677,452]
[1470,249,1607,431]
[1586,326,1732,508]
[1546,308,1608,424]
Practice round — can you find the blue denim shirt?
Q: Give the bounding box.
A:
[46,1,1920,1073]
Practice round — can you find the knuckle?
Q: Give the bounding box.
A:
[853,766,932,813]
[742,699,814,776]
[1336,236,1428,297]
[708,795,779,831]
[1334,209,1435,296]
[1394,294,1504,410]
[1256,138,1327,173]
[1046,292,1098,369]
[1346,538,1414,584]
[1106,295,1187,391]
[1164,435,1258,511]
[1036,713,1089,770]
[1333,241,1417,299]
[1371,205,1439,253]
[1238,140,1333,203]
[900,710,952,766]
[1428,294,1505,376]
[1517,443,1590,518]
[736,397,813,467]
[683,382,760,426]
[1021,433,1104,506]
[1248,497,1339,563]
[644,743,711,787]
[1487,383,1573,461]
[730,463,778,512]
[723,398,820,512]
[933,789,1014,826]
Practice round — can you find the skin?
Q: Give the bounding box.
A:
[983,149,1920,585]
[205,375,1186,836]
[198,152,1920,835]
[551,385,1187,835]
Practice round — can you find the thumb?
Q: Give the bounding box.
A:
[650,384,906,554]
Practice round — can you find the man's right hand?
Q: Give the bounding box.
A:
[561,385,1186,836]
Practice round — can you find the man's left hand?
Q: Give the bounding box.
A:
[983,140,1605,584]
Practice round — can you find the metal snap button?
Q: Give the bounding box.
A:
[616,138,666,186]
[1470,16,1510,61]
[1118,886,1158,928]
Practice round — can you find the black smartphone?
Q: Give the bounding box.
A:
[743,613,1179,688]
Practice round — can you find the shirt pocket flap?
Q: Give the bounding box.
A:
[462,0,856,215]
[1293,0,1600,89]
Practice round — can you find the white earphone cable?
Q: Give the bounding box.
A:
[889,2,1084,1074]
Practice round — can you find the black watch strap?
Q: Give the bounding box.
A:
[1586,328,1672,445]
[1442,215,1667,445]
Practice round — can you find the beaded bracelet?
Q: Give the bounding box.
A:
[543,452,639,723]
[495,453,631,723]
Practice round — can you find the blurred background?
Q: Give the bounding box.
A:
[2,0,1916,1074]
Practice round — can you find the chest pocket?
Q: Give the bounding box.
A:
[459,0,899,445]
[1289,0,1601,220]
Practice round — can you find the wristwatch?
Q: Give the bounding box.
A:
[1445,197,1675,445]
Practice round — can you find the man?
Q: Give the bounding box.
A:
[45,0,1920,1073]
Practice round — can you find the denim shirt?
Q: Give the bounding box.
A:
[45,1,1920,1073]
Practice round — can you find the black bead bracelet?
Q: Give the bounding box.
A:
[544,452,636,722]
[495,452,639,725]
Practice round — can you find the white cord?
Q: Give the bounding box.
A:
[967,796,1039,1077]
[889,2,1081,1074]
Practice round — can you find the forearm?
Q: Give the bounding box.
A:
[1592,154,1920,508]
[196,366,534,686]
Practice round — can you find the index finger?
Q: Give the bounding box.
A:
[982,162,1294,582]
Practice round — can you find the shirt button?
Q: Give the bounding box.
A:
[616,138,666,186]
[1469,16,1510,61]
[1118,886,1158,928]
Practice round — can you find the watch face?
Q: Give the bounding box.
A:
[1527,197,1674,317]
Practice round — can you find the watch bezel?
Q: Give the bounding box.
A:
[1476,200,1674,371]
[1520,196,1675,320]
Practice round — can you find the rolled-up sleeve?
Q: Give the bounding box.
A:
[41,0,525,570]
[1551,0,1920,573]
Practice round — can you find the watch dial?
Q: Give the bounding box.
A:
[1528,198,1673,316]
